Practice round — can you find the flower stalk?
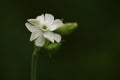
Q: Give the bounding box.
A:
[31,46,40,80]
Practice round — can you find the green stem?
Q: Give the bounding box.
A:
[31,47,40,80]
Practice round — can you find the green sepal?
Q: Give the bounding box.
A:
[55,23,78,35]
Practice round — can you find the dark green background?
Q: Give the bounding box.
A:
[0,0,120,80]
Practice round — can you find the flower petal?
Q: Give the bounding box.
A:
[45,14,54,25]
[43,31,61,43]
[48,19,63,31]
[35,35,45,47]
[36,14,44,24]
[25,23,39,32]
[27,19,40,26]
[53,33,61,43]
[30,30,42,41]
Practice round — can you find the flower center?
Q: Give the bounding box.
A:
[41,25,48,31]
[42,25,47,29]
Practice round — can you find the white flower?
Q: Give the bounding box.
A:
[25,14,64,47]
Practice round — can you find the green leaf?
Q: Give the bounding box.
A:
[55,23,78,35]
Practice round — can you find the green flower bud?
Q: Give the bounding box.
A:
[43,42,61,52]
[55,23,78,35]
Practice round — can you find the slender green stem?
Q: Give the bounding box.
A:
[31,47,40,80]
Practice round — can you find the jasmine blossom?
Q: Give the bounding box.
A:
[25,14,64,47]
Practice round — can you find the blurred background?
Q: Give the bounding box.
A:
[0,0,120,80]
